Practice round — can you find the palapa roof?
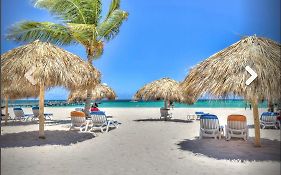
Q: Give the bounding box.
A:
[181,35,281,102]
[68,83,116,103]
[134,78,193,103]
[1,86,40,99]
[1,40,100,90]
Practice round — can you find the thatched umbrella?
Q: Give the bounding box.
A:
[68,83,116,103]
[181,35,281,146]
[1,84,40,125]
[1,40,100,138]
[134,78,193,107]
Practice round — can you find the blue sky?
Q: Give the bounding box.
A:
[1,0,280,100]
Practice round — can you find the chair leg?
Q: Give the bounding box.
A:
[106,124,110,132]
[79,125,85,132]
[100,125,106,133]
[214,132,217,139]
[244,135,247,141]
[112,121,118,128]
[226,131,230,141]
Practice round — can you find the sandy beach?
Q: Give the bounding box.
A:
[1,107,280,175]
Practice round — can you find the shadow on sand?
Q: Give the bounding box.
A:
[134,118,193,123]
[1,120,71,127]
[0,130,95,148]
[177,137,280,162]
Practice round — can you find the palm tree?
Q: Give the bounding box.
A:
[7,0,128,115]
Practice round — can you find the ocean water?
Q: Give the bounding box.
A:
[1,99,268,108]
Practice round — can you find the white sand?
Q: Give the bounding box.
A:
[1,107,280,175]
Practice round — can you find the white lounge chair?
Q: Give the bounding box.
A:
[32,107,53,120]
[260,112,279,129]
[70,111,87,131]
[160,107,172,120]
[86,111,118,133]
[199,114,223,139]
[13,108,33,121]
[225,115,248,141]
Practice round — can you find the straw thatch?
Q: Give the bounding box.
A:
[1,40,100,89]
[68,83,116,103]
[134,78,193,103]
[181,36,281,102]
[1,86,39,100]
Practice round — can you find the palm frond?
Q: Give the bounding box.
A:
[97,9,128,41]
[67,23,96,46]
[105,0,120,19]
[34,0,101,24]
[6,21,75,45]
[88,0,102,24]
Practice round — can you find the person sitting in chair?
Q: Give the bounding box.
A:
[90,103,99,112]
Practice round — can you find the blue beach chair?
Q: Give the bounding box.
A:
[32,106,53,120]
[260,112,279,129]
[82,111,118,133]
[195,111,208,120]
[199,114,224,139]
[13,108,34,121]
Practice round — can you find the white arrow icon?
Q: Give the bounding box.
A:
[24,66,37,85]
[245,66,257,85]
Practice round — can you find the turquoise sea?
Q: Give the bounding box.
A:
[1,99,267,108]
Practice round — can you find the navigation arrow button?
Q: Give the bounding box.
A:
[245,66,257,85]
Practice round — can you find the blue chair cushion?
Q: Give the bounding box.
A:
[13,108,23,111]
[261,112,278,116]
[200,114,218,119]
[32,106,39,110]
[90,111,105,115]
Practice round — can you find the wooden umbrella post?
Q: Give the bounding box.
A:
[252,98,261,147]
[5,96,9,125]
[84,88,92,117]
[39,83,45,139]
[164,100,168,109]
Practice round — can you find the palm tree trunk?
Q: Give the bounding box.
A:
[84,53,94,117]
[39,83,45,139]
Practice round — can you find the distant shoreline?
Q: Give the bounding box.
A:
[1,99,268,108]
